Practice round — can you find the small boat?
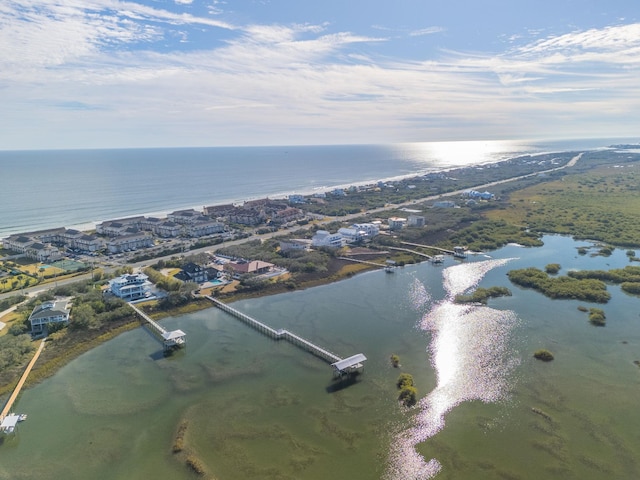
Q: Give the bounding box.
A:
[18,414,27,422]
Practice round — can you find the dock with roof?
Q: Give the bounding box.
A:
[128,303,186,351]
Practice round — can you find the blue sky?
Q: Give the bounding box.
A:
[1,0,639,149]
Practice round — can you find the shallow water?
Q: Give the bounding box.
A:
[2,235,640,479]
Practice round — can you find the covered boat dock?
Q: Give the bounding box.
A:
[331,353,367,377]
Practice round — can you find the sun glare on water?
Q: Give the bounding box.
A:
[386,259,520,480]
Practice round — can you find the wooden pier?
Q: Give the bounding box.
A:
[205,296,365,375]
[0,338,45,433]
[128,304,186,351]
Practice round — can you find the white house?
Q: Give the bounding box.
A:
[407,215,426,227]
[279,239,311,252]
[351,223,380,237]
[109,273,152,300]
[29,300,71,333]
[338,227,360,244]
[311,230,344,248]
[387,217,407,230]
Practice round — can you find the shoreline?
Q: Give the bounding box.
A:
[0,141,599,241]
[0,144,631,401]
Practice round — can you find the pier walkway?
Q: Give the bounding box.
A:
[128,304,186,351]
[205,296,365,375]
[1,338,45,425]
[400,242,467,258]
[337,256,386,268]
[388,246,433,260]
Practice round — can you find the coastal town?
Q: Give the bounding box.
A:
[1,147,614,440]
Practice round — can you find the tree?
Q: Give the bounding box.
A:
[70,303,98,330]
[396,373,414,389]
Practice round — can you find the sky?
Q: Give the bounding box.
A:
[1,0,639,150]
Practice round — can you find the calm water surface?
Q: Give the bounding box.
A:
[2,235,639,479]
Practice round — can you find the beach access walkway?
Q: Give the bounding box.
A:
[0,338,46,423]
[205,296,366,376]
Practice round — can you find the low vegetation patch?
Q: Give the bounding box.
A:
[507,267,610,303]
[440,219,543,251]
[396,373,418,407]
[545,264,561,274]
[454,286,512,304]
[533,349,554,362]
[485,158,640,248]
[588,308,606,327]
[390,354,400,368]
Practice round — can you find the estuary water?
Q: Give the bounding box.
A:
[2,235,639,479]
[0,138,623,239]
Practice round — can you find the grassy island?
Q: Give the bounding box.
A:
[454,286,512,304]
[507,267,610,303]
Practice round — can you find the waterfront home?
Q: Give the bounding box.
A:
[167,209,204,225]
[387,217,407,230]
[179,262,208,283]
[29,300,70,334]
[351,223,380,237]
[288,194,305,204]
[108,273,151,300]
[228,260,274,276]
[96,216,145,236]
[311,230,344,248]
[279,239,311,252]
[203,204,237,219]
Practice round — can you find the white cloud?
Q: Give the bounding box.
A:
[409,26,445,37]
[1,3,639,149]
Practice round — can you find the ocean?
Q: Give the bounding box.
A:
[0,138,626,240]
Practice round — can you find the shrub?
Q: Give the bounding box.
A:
[396,373,414,389]
[588,308,606,326]
[398,386,418,407]
[533,349,554,362]
[545,263,561,274]
[390,354,400,368]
